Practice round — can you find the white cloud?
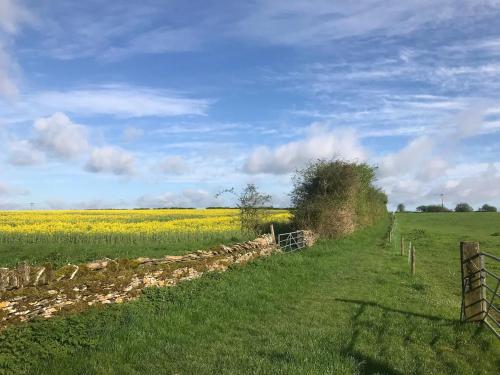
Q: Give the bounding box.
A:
[85,146,136,176]
[33,112,89,159]
[244,124,367,174]
[378,136,435,178]
[34,85,210,118]
[0,182,11,195]
[34,3,203,61]
[447,37,500,56]
[0,181,29,196]
[376,105,500,208]
[0,0,32,98]
[0,0,32,34]
[8,112,141,177]
[415,159,449,182]
[234,1,500,46]
[0,44,19,97]
[379,105,489,179]
[136,189,222,208]
[0,202,23,210]
[122,126,144,142]
[428,164,500,206]
[8,140,45,166]
[102,26,201,60]
[155,156,189,175]
[384,163,500,209]
[44,198,129,210]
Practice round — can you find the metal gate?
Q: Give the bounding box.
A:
[460,242,500,338]
[278,230,306,252]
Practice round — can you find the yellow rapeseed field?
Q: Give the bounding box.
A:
[0,209,291,245]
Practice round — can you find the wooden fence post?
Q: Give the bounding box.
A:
[400,236,404,256]
[389,213,394,243]
[460,242,486,321]
[270,224,276,244]
[410,245,416,275]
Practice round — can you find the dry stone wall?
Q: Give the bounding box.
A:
[0,232,316,329]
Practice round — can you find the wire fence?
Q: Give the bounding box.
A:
[391,214,499,339]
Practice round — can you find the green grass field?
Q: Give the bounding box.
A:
[395,212,500,283]
[396,212,500,254]
[0,232,251,268]
[0,213,499,374]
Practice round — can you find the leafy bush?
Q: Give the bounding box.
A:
[479,204,497,212]
[416,205,451,212]
[290,160,387,237]
[455,203,473,212]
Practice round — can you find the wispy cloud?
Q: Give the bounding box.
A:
[0,0,33,34]
[26,1,500,62]
[122,126,144,143]
[0,0,33,98]
[233,1,500,46]
[101,26,202,61]
[155,155,190,175]
[33,85,210,118]
[136,189,223,208]
[8,139,45,166]
[0,44,20,98]
[0,181,29,196]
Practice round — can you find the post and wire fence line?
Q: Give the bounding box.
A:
[389,213,416,275]
[391,214,499,338]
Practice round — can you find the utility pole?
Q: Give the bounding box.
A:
[440,194,444,208]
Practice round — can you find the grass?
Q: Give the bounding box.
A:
[395,212,500,280]
[0,232,250,268]
[0,214,499,374]
[396,212,500,253]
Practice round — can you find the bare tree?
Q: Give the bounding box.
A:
[217,184,272,235]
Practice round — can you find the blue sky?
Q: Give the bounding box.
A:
[1,0,500,210]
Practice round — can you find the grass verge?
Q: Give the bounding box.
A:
[0,232,251,268]
[0,215,499,374]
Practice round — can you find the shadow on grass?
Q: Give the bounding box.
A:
[335,299,460,374]
[335,298,456,323]
[341,349,404,375]
[337,302,403,374]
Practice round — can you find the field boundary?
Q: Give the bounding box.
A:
[0,232,317,329]
[460,242,500,338]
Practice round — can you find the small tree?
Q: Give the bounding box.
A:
[455,202,473,212]
[480,204,497,212]
[396,203,405,213]
[217,184,271,235]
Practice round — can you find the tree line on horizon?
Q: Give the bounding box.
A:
[396,202,498,213]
